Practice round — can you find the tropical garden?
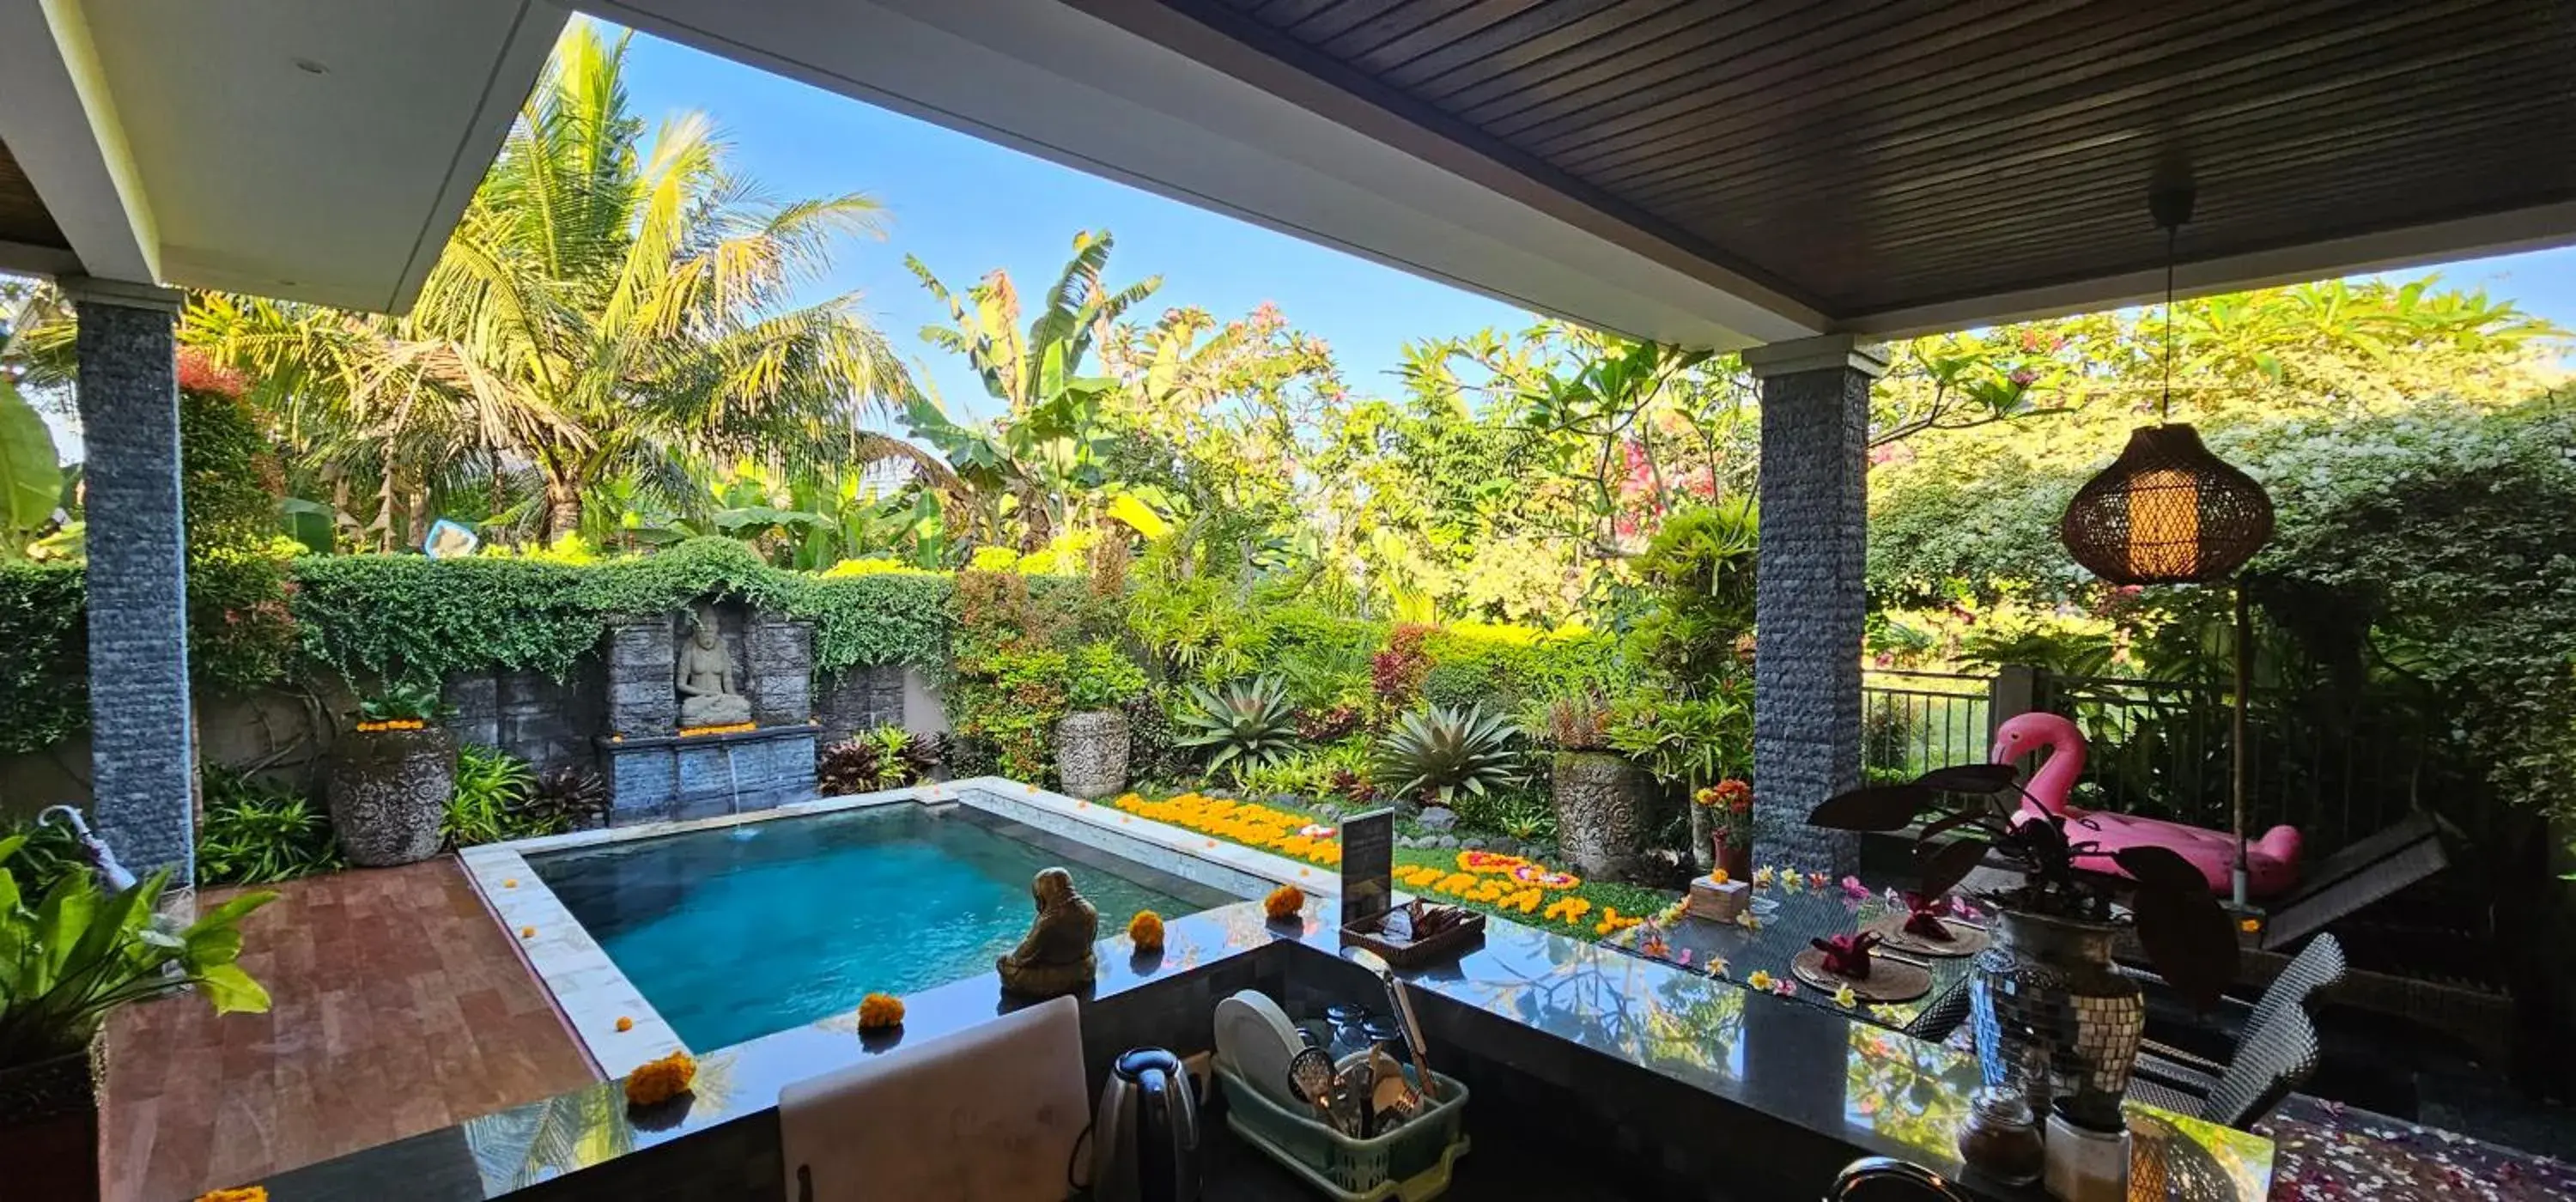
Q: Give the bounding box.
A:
[0,25,2569,967]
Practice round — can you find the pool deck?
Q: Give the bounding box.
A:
[100,859,598,1202]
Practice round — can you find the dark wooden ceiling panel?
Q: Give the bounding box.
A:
[0,137,69,252]
[1151,0,2576,319]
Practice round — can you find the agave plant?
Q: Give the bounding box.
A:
[1375,705,1522,805]
[1173,677,1302,781]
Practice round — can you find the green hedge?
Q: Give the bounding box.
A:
[0,538,952,754]
[1420,627,1627,713]
[0,562,88,754]
[295,537,953,687]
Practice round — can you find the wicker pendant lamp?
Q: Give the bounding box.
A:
[2058,184,2275,586]
[2061,181,2277,908]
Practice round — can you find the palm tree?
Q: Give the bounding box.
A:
[181,23,913,543]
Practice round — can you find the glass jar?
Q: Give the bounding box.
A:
[1324,1003,1372,1060]
[1957,1085,2044,1186]
[1361,1016,1411,1063]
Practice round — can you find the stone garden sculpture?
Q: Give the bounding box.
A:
[997,866,1098,998]
[675,608,753,728]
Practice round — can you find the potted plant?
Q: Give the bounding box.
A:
[1055,642,1147,798]
[1695,779,1754,880]
[1806,764,2238,1132]
[0,837,275,1202]
[1534,690,1646,877]
[326,680,458,865]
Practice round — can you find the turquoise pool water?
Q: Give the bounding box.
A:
[532,804,1236,1050]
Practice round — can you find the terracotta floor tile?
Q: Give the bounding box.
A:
[99,858,598,1201]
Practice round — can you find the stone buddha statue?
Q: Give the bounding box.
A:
[674,609,753,728]
[996,866,1097,998]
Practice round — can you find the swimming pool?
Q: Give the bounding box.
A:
[531,803,1239,1050]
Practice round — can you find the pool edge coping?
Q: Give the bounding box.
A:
[464,778,1335,1077]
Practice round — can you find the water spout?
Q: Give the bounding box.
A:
[38,804,138,893]
[720,744,742,816]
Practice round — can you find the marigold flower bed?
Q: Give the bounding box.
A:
[1109,791,1673,938]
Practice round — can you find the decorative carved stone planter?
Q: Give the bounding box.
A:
[0,1039,106,1202]
[1551,750,1646,879]
[326,725,457,865]
[1054,709,1131,800]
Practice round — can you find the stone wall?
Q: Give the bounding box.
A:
[815,664,908,744]
[443,661,606,772]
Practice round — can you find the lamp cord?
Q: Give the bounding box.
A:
[2160,223,2177,424]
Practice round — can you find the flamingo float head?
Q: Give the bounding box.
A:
[1990,711,2084,766]
[1991,712,2087,817]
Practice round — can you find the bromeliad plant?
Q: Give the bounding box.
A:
[0,836,276,1067]
[1374,704,1522,806]
[1174,677,1301,781]
[355,679,445,729]
[1806,763,2239,1006]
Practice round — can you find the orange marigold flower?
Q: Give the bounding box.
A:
[519,926,536,938]
[1128,910,1165,951]
[623,1051,696,1108]
[1264,884,1304,920]
[615,1017,635,1033]
[858,992,906,1030]
[194,1189,266,1202]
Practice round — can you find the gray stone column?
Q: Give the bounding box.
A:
[744,614,813,727]
[605,615,677,736]
[1743,335,1886,876]
[65,277,194,883]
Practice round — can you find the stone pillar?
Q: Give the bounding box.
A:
[1742,335,1886,877]
[65,277,194,883]
[744,614,812,727]
[605,616,676,736]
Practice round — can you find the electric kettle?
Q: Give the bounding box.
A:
[1090,1047,1200,1202]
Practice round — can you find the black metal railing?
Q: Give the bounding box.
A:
[1858,667,2440,859]
[1860,670,1992,781]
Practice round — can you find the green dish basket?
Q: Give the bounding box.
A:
[1215,1060,1471,1202]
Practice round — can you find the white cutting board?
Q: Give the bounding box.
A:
[780,996,1087,1202]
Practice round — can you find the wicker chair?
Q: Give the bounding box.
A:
[2129,1001,2323,1129]
[1826,1157,1972,1201]
[2129,933,2344,1124]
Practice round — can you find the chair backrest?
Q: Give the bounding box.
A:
[2201,1002,2321,1129]
[2244,933,2346,1040]
[1826,1156,1973,1201]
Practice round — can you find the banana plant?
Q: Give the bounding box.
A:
[0,377,63,558]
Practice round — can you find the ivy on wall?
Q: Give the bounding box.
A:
[294,537,953,689]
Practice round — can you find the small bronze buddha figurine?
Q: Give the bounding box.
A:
[996,866,1098,998]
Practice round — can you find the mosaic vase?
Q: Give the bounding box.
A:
[1968,908,2144,1132]
[1054,709,1131,800]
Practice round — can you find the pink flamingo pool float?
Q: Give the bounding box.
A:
[1993,712,2302,898]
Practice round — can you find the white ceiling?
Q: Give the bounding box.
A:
[0,0,565,313]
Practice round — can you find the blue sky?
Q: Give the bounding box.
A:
[614,26,2576,425]
[617,31,1532,423]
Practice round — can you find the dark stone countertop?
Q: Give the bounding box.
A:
[258,898,2276,1202]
